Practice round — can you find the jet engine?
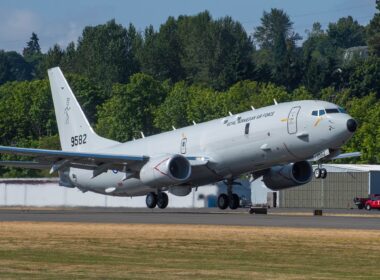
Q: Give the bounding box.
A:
[140,154,191,188]
[262,161,312,190]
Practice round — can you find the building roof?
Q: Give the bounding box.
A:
[316,164,380,172]
[0,178,59,184]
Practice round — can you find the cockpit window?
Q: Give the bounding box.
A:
[326,108,339,114]
[338,107,347,113]
[312,110,326,116]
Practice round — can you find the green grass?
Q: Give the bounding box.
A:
[0,222,379,279]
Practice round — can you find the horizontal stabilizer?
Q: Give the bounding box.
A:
[331,152,361,160]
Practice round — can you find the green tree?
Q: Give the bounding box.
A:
[0,51,10,84]
[76,20,140,85]
[254,8,302,88]
[96,73,166,141]
[344,94,380,163]
[291,86,313,101]
[176,11,255,90]
[0,51,32,84]
[302,23,338,94]
[60,42,78,73]
[207,16,255,90]
[22,32,41,58]
[224,81,262,114]
[154,81,190,131]
[327,16,366,49]
[65,73,109,125]
[0,80,56,144]
[37,44,64,78]
[138,17,184,82]
[186,86,225,122]
[22,32,43,77]
[348,57,380,98]
[368,0,380,55]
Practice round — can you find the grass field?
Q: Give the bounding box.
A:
[0,222,379,279]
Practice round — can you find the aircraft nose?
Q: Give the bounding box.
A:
[346,119,357,133]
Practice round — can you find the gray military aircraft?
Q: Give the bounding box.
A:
[0,67,358,209]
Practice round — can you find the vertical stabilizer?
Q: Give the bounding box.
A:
[48,67,119,152]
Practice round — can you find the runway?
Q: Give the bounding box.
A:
[0,207,379,229]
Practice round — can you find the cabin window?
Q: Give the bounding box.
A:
[312,110,318,116]
[245,123,250,135]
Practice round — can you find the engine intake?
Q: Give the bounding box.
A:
[262,161,312,190]
[140,154,191,188]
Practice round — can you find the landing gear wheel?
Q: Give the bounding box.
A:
[157,192,169,209]
[217,194,229,210]
[229,193,240,210]
[146,192,157,208]
[366,204,371,211]
[314,168,321,179]
[320,168,327,179]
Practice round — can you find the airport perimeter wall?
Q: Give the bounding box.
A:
[0,178,202,208]
[0,178,254,208]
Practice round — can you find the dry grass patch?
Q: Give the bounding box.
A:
[0,222,379,279]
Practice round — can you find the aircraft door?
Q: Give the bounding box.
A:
[287,106,301,134]
[180,137,187,154]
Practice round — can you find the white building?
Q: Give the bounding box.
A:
[0,178,252,208]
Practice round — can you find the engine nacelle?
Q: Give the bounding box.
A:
[262,161,313,191]
[140,154,191,188]
[169,185,192,196]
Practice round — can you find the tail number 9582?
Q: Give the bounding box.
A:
[71,134,87,147]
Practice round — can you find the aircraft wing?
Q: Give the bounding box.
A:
[0,146,149,175]
[310,149,361,162]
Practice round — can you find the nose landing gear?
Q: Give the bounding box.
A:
[314,164,327,179]
[217,179,240,210]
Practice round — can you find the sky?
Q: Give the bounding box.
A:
[0,0,377,53]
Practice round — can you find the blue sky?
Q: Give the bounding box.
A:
[0,0,376,53]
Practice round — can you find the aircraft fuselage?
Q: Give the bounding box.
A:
[69,100,355,196]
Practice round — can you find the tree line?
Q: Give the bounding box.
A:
[0,4,380,177]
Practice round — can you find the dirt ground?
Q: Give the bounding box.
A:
[0,222,379,279]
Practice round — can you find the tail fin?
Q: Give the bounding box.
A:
[48,67,119,152]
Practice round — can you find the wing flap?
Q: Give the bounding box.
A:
[0,146,149,173]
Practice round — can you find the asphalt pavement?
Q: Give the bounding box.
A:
[0,207,379,229]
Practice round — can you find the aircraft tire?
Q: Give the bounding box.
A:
[146,192,158,208]
[314,168,321,179]
[157,192,169,209]
[321,168,327,179]
[217,194,229,210]
[229,193,240,210]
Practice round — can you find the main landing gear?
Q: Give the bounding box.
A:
[314,164,327,179]
[217,179,240,210]
[146,192,169,209]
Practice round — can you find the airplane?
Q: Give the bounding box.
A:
[0,67,359,210]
